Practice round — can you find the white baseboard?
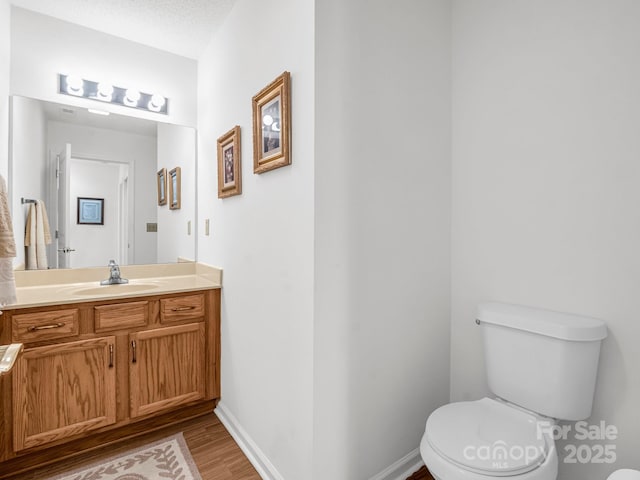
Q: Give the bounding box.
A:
[369,448,425,480]
[216,401,423,480]
[214,402,285,480]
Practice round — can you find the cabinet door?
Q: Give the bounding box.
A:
[129,323,205,418]
[13,337,117,451]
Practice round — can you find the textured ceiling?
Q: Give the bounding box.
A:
[10,0,237,59]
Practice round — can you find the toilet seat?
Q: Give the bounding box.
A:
[425,398,550,476]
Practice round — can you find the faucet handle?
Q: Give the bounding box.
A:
[108,259,117,267]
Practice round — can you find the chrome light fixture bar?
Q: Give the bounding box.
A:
[58,74,169,115]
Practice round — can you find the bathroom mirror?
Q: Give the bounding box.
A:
[9,95,196,270]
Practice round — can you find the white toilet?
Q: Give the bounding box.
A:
[608,471,640,480]
[421,302,607,480]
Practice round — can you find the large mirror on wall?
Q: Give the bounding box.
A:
[9,95,196,270]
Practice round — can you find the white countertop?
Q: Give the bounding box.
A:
[4,262,222,309]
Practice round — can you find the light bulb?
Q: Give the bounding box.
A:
[148,93,166,112]
[124,89,141,107]
[66,75,84,96]
[97,82,114,101]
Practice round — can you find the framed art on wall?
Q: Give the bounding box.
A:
[169,167,181,210]
[217,126,242,198]
[77,197,104,225]
[252,71,291,174]
[157,168,167,205]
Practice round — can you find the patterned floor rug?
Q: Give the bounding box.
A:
[46,433,202,480]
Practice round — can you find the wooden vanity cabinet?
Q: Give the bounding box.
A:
[13,337,117,451]
[0,288,220,477]
[129,322,206,418]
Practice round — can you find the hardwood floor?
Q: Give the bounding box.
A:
[5,411,434,480]
[6,412,261,480]
[406,465,435,480]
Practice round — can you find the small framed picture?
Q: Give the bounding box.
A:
[217,126,242,198]
[252,71,291,174]
[77,197,104,225]
[157,168,167,205]
[169,167,181,210]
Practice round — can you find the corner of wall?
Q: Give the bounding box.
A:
[0,0,11,179]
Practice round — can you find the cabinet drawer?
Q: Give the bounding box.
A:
[12,309,79,343]
[95,301,149,332]
[160,294,205,323]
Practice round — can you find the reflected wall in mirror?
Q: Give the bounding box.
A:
[9,96,196,269]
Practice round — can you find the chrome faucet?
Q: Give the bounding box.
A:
[100,260,129,285]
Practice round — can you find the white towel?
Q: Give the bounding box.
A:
[25,200,51,270]
[0,175,17,306]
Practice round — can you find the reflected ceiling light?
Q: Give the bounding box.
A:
[262,114,274,126]
[58,74,169,115]
[88,108,110,116]
[272,122,281,132]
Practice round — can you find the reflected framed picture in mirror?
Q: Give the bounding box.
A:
[217,126,242,198]
[77,197,104,225]
[157,168,167,206]
[169,167,181,210]
[252,71,291,174]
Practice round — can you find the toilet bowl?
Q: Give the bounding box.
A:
[608,470,640,480]
[421,303,607,480]
[420,398,558,480]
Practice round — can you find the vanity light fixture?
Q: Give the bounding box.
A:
[58,74,169,115]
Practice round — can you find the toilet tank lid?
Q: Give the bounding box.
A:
[477,302,607,342]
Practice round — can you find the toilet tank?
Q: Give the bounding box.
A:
[478,302,607,421]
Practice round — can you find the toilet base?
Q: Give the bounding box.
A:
[420,432,558,480]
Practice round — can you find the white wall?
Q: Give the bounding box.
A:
[0,0,9,179]
[157,123,195,263]
[47,120,157,265]
[314,1,451,479]
[451,1,640,478]
[69,158,119,268]
[10,96,47,268]
[197,0,315,478]
[10,7,197,127]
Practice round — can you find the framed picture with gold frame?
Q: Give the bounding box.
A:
[157,168,167,205]
[169,167,181,210]
[217,126,242,198]
[252,71,291,174]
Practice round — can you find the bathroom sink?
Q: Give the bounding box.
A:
[71,283,160,296]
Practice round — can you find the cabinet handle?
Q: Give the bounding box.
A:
[108,344,114,368]
[171,306,195,312]
[27,322,65,332]
[131,340,137,364]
